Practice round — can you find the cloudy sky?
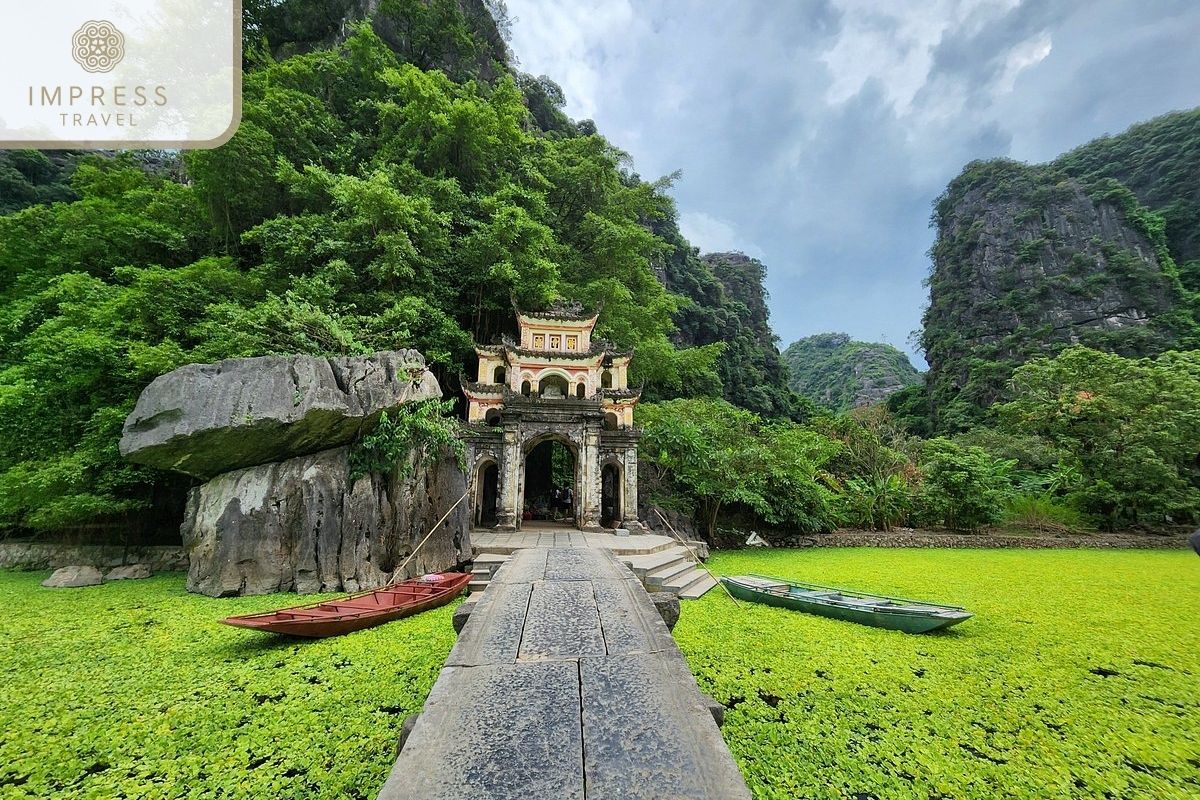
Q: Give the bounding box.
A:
[505,0,1200,366]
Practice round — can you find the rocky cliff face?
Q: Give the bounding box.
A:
[922,156,1197,430]
[247,0,509,80]
[182,445,468,596]
[649,216,808,419]
[1054,109,1200,271]
[782,333,920,411]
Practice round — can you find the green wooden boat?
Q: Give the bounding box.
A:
[721,574,972,634]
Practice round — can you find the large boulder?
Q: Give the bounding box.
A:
[41,565,103,588]
[105,564,153,581]
[181,445,471,596]
[120,350,440,479]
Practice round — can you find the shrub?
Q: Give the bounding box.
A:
[838,474,915,531]
[918,438,1011,531]
[348,398,465,482]
[1002,493,1087,532]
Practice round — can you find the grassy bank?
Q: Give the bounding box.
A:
[2,549,1197,799]
[676,548,1200,799]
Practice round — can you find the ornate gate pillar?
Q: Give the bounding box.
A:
[622,446,640,525]
[578,422,603,530]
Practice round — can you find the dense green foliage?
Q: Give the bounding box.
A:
[637,399,840,536]
[0,150,79,214]
[782,332,920,412]
[1055,109,1200,274]
[0,573,459,798]
[347,399,466,483]
[681,548,1200,800]
[994,347,1200,530]
[636,397,1094,536]
[917,439,1010,531]
[0,12,725,536]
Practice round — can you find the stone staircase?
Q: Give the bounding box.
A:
[468,543,717,600]
[620,545,718,599]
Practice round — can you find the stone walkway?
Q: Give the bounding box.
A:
[470,527,718,599]
[472,527,678,555]
[378,547,751,800]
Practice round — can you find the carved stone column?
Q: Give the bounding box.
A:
[496,426,522,529]
[578,422,603,530]
[622,446,640,524]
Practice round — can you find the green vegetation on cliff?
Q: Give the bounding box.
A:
[921,110,1200,430]
[1055,109,1200,275]
[782,333,920,412]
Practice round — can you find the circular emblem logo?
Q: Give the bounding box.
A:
[72,20,125,74]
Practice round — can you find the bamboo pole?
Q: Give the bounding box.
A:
[653,508,739,606]
[386,489,471,587]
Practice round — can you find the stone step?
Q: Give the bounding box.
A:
[662,566,711,594]
[467,579,490,593]
[621,548,688,577]
[646,559,698,588]
[678,572,718,600]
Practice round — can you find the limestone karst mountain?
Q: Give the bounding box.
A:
[782,333,920,412]
[921,109,1200,429]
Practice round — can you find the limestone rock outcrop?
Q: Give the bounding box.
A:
[181,445,469,597]
[42,565,103,588]
[105,564,153,581]
[120,350,439,480]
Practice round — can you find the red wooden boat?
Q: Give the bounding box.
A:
[221,572,472,638]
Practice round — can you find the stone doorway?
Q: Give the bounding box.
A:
[474,460,499,527]
[522,436,578,527]
[601,462,622,528]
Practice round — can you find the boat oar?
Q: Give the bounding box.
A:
[653,508,739,606]
[380,489,471,593]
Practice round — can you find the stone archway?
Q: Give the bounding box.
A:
[473,458,499,527]
[601,460,622,528]
[520,433,580,527]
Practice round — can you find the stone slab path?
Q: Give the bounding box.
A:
[469,529,718,600]
[377,547,750,800]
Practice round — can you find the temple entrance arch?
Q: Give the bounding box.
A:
[520,433,579,527]
[601,460,622,528]
[473,458,499,527]
[461,301,645,532]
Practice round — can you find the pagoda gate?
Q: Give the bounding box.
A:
[461,302,643,531]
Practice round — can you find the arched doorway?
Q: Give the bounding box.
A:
[601,462,622,528]
[474,460,499,527]
[521,436,578,526]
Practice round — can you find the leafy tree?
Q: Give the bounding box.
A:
[918,439,1011,531]
[637,399,839,537]
[995,347,1200,529]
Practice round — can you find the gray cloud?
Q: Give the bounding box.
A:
[507,0,1200,367]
